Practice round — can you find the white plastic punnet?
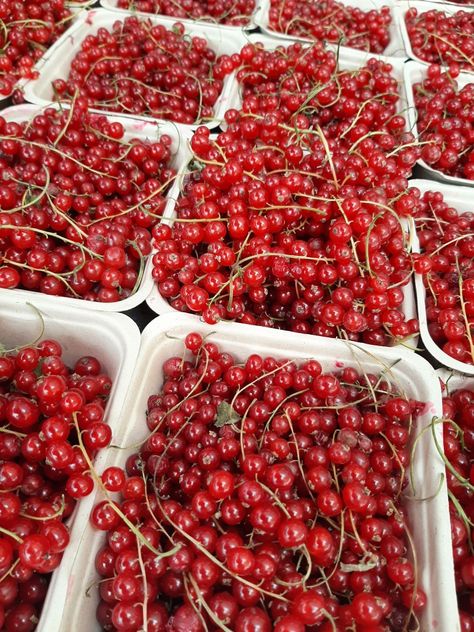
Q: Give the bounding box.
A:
[438,367,474,394]
[404,61,474,187]
[395,0,474,71]
[426,0,474,5]
[221,31,412,116]
[0,102,192,312]
[435,367,473,631]
[253,0,406,58]
[429,0,474,5]
[53,312,457,631]
[2,6,85,103]
[99,0,260,29]
[0,293,141,632]
[22,8,247,129]
[408,178,474,375]
[147,38,418,350]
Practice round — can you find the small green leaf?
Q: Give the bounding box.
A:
[33,364,43,377]
[190,159,204,173]
[215,401,240,427]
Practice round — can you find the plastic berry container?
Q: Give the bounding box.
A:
[99,0,259,30]
[253,0,406,58]
[0,293,141,632]
[0,102,191,312]
[408,178,474,375]
[395,0,474,72]
[404,61,474,188]
[48,312,458,631]
[22,8,247,129]
[146,37,419,351]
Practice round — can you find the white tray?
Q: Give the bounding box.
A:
[100,0,259,29]
[427,0,474,5]
[438,367,474,394]
[22,8,247,129]
[0,293,141,632]
[225,31,411,115]
[1,6,85,103]
[436,367,473,631]
[430,0,474,5]
[147,41,418,351]
[0,103,191,312]
[395,0,474,71]
[404,61,474,187]
[409,178,474,374]
[54,312,457,631]
[253,0,406,58]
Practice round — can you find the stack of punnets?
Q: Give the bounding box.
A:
[0,0,473,630]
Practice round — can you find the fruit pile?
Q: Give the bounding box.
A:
[152,42,420,346]
[405,7,474,72]
[0,102,177,302]
[51,17,238,125]
[0,337,113,630]
[2,1,474,628]
[0,0,73,99]
[412,188,474,365]
[115,0,256,27]
[91,333,426,631]
[267,0,392,54]
[442,382,474,630]
[412,65,474,181]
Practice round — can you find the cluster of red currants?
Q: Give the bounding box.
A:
[442,383,474,631]
[0,0,73,99]
[0,338,113,631]
[405,7,474,72]
[412,189,474,365]
[414,65,474,181]
[268,0,392,54]
[0,102,176,302]
[152,42,420,346]
[116,0,256,26]
[51,17,239,125]
[92,333,426,631]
